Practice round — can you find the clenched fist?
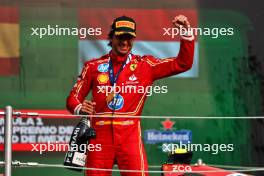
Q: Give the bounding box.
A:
[172,15,191,29]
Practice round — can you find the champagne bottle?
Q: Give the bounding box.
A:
[63,117,96,171]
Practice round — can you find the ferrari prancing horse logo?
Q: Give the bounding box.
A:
[130,64,137,71]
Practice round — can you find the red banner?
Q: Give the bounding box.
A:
[0,109,78,152]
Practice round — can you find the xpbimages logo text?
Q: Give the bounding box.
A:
[97,84,168,97]
[30,142,102,154]
[30,25,102,39]
[162,142,234,155]
[163,27,234,39]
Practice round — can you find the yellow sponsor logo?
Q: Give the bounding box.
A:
[115,21,135,29]
[130,63,137,71]
[97,73,109,84]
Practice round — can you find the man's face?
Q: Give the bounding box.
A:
[111,34,135,56]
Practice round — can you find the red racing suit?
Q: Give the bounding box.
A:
[66,38,194,176]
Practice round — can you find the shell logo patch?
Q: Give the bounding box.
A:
[97,73,109,84]
[130,63,137,71]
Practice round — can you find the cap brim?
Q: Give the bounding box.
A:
[115,31,136,37]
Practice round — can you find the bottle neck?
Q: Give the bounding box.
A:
[80,117,90,127]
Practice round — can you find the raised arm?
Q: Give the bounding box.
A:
[147,15,195,80]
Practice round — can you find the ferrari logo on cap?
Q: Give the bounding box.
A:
[97,73,109,84]
[130,64,137,71]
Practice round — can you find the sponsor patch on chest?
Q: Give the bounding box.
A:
[125,74,139,85]
[97,73,109,84]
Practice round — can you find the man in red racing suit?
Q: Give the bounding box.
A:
[66,15,194,176]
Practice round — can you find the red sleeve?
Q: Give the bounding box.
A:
[144,39,194,80]
[66,62,92,114]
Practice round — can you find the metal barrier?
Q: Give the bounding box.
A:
[4,106,13,176]
[1,106,264,175]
